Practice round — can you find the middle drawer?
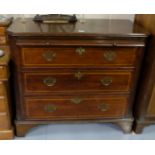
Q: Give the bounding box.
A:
[22,70,133,95]
[0,82,5,96]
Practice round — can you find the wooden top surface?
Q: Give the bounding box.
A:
[7,18,149,37]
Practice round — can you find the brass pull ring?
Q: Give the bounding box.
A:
[76,47,85,56]
[42,51,56,62]
[44,104,57,112]
[43,77,56,87]
[101,77,113,86]
[98,103,109,112]
[103,50,116,61]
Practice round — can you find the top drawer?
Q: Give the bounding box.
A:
[20,47,140,68]
[0,27,6,35]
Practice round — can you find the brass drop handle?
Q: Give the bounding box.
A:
[43,77,56,87]
[98,103,109,112]
[76,47,85,56]
[42,51,56,62]
[70,97,83,104]
[74,71,83,80]
[101,77,113,86]
[103,50,116,61]
[44,104,57,112]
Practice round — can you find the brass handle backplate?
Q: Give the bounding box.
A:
[76,47,85,56]
[103,50,116,61]
[43,77,56,87]
[74,71,83,80]
[101,77,113,86]
[42,51,56,62]
[98,103,109,112]
[70,97,83,104]
[44,104,57,112]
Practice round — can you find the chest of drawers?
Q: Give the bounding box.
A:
[8,18,148,137]
[0,18,13,139]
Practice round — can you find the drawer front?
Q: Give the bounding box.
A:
[21,47,138,68]
[0,66,8,80]
[0,113,9,129]
[23,70,133,94]
[0,97,6,112]
[0,27,5,35]
[0,36,6,44]
[0,46,10,65]
[24,95,128,120]
[0,82,5,96]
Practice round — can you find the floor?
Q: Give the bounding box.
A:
[15,123,155,140]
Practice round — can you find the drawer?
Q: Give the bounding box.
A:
[0,46,10,65]
[23,70,133,94]
[0,36,6,44]
[21,47,139,68]
[0,113,10,129]
[0,82,7,113]
[0,27,6,35]
[0,82,5,96]
[0,66,8,80]
[24,95,129,120]
[0,97,7,112]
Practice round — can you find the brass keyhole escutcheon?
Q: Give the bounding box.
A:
[76,47,86,56]
[42,51,56,62]
[70,97,83,104]
[74,71,83,80]
[101,77,113,86]
[103,50,116,61]
[43,77,56,87]
[98,103,109,112]
[44,104,57,113]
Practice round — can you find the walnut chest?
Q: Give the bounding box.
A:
[7,18,148,136]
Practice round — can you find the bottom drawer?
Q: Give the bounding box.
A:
[0,113,10,129]
[24,95,129,120]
